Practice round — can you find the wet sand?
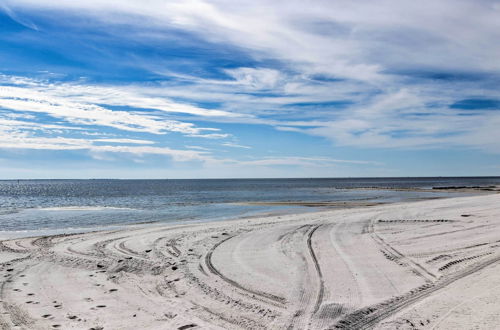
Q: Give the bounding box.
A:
[237,200,386,207]
[1,194,500,329]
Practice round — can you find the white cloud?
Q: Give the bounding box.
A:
[184,145,212,151]
[224,68,283,91]
[8,0,500,77]
[0,2,38,30]
[42,82,243,118]
[0,81,230,138]
[221,142,252,149]
[92,138,155,145]
[237,156,380,167]
[0,124,209,161]
[0,122,378,170]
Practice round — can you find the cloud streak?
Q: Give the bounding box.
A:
[0,78,231,138]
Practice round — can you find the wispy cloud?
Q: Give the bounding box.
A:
[0,121,207,161]
[0,78,231,138]
[0,2,38,30]
[8,0,500,74]
[0,120,374,173]
[221,142,252,149]
[227,157,381,167]
[92,138,155,145]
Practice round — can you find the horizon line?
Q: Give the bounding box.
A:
[2,176,500,181]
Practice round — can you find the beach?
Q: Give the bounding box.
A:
[1,193,500,329]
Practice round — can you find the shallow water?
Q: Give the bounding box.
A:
[0,177,498,237]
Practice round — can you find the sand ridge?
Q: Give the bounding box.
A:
[1,194,500,329]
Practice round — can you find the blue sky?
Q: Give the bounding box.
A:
[0,0,499,178]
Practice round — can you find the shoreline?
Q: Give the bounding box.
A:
[2,185,494,241]
[2,194,500,328]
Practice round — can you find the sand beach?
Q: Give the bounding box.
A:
[2,193,500,329]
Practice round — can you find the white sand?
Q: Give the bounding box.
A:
[1,194,500,329]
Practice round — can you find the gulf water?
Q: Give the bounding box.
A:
[1,177,499,237]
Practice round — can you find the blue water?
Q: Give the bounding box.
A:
[0,177,499,234]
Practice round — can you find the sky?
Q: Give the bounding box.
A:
[0,0,500,179]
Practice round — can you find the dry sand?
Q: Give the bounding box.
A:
[1,194,500,329]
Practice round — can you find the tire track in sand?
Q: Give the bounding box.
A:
[333,251,500,329]
[282,224,330,330]
[369,220,437,282]
[286,224,325,330]
[204,233,287,307]
[306,225,324,316]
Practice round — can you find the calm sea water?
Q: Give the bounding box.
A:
[1,177,499,237]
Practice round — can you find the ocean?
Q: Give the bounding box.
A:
[1,177,499,238]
